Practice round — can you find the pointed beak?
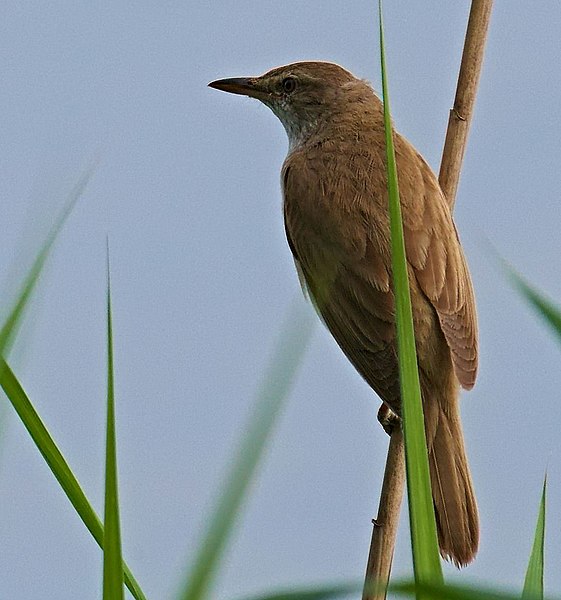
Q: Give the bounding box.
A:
[208,77,261,98]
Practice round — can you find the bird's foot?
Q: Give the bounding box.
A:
[377,403,401,436]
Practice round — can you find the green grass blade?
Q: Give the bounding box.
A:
[0,362,146,600]
[505,265,554,598]
[103,251,124,600]
[178,301,314,600]
[522,475,547,599]
[0,166,93,362]
[391,580,555,600]
[378,0,443,588]
[243,582,561,600]
[237,582,361,600]
[237,578,558,600]
[0,168,147,600]
[506,266,561,343]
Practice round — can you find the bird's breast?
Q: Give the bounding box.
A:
[282,137,390,260]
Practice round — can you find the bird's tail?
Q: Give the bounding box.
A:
[425,399,479,567]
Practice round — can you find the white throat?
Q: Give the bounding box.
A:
[267,100,319,153]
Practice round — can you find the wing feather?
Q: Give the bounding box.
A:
[282,132,478,400]
[400,144,478,389]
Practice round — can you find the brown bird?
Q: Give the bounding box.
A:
[209,61,479,566]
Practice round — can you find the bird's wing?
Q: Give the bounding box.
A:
[282,139,478,399]
[399,145,478,390]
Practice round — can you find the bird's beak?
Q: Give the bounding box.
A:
[208,77,262,98]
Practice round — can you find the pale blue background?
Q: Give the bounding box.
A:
[1,2,561,599]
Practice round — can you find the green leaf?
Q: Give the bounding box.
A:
[237,578,559,600]
[0,169,147,600]
[237,582,361,600]
[178,301,314,600]
[103,249,124,600]
[234,578,561,600]
[522,475,547,599]
[506,266,561,343]
[0,364,146,599]
[391,580,553,600]
[0,166,93,361]
[378,0,443,590]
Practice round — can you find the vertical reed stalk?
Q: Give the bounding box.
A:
[363,3,493,598]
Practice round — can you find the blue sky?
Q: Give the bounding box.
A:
[1,2,561,598]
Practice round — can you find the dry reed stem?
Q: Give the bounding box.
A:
[363,2,493,598]
[363,423,405,600]
[439,0,494,208]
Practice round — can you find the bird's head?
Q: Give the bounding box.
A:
[209,61,369,150]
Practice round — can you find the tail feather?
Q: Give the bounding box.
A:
[427,405,479,567]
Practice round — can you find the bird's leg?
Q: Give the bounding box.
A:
[377,403,401,436]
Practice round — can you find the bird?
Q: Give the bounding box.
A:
[209,61,479,566]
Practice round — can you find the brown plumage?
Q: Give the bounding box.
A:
[209,61,479,566]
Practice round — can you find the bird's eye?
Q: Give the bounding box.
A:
[281,77,297,94]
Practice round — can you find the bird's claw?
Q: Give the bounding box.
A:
[377,404,401,436]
